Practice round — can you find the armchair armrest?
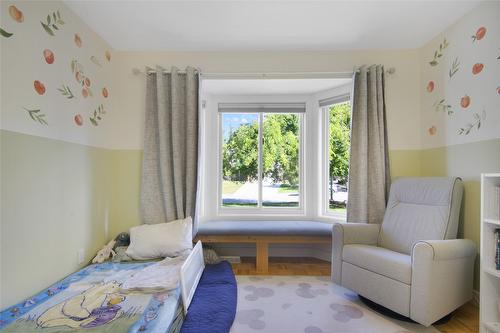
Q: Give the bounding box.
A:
[410,239,476,326]
[332,223,380,246]
[331,223,380,283]
[412,239,476,261]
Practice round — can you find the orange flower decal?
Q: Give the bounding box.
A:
[460,95,470,108]
[426,81,434,93]
[102,87,109,98]
[43,49,54,64]
[471,27,486,42]
[9,5,24,23]
[74,33,82,47]
[472,63,484,75]
[34,81,46,95]
[428,126,437,136]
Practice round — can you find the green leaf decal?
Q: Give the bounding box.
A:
[23,107,48,125]
[41,22,54,36]
[41,11,65,36]
[0,27,13,38]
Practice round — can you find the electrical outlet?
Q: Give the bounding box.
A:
[77,249,85,264]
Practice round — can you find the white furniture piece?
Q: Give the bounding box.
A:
[332,177,476,326]
[480,173,500,333]
[180,241,205,315]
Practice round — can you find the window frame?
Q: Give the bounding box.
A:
[321,95,351,221]
[217,110,305,216]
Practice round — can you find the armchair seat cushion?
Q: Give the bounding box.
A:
[343,244,412,284]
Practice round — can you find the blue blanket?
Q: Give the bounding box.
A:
[180,261,237,333]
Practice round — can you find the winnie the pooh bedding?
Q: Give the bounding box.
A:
[0,262,184,333]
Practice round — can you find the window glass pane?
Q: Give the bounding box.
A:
[262,113,300,207]
[328,102,351,216]
[221,113,259,207]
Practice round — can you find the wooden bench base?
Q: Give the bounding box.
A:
[194,235,331,274]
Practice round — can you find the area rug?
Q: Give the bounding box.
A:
[230,276,440,333]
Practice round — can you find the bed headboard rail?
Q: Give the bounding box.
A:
[180,241,205,315]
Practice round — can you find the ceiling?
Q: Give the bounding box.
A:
[65,1,481,51]
[202,78,352,95]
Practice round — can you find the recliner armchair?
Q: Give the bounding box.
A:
[332,177,476,326]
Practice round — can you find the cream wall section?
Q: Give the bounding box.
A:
[0,1,116,148]
[0,1,116,309]
[109,49,422,151]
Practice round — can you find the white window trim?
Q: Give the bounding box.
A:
[217,109,306,216]
[320,96,351,221]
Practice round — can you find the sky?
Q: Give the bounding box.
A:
[222,113,258,140]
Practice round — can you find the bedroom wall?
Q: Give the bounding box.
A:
[419,1,500,290]
[0,1,116,308]
[106,49,423,233]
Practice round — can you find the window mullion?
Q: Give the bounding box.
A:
[258,113,263,208]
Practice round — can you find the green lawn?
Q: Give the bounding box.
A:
[222,180,244,194]
[278,184,299,193]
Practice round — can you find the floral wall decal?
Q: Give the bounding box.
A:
[9,5,24,23]
[497,86,500,95]
[434,99,453,116]
[460,95,470,108]
[426,81,435,93]
[429,38,448,66]
[74,33,82,47]
[458,110,486,135]
[1,1,114,145]
[472,63,484,75]
[428,126,437,135]
[74,114,83,126]
[33,81,46,95]
[89,104,106,126]
[0,28,13,38]
[58,85,75,99]
[471,27,486,42]
[23,108,47,125]
[43,49,54,64]
[41,10,65,36]
[71,59,93,97]
[449,58,460,78]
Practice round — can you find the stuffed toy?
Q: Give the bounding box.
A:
[92,239,116,264]
[113,232,130,249]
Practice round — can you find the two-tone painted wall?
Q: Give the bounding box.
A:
[0,0,117,308]
[1,0,498,308]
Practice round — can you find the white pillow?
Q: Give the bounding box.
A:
[126,217,193,260]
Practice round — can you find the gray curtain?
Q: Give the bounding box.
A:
[141,66,199,224]
[346,65,390,224]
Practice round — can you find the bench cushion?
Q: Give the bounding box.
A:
[196,220,332,237]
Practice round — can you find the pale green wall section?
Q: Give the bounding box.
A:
[109,150,143,237]
[421,138,500,290]
[0,130,113,309]
[389,149,422,178]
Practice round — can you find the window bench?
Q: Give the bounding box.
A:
[194,220,332,274]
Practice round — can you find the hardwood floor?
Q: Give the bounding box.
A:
[231,257,479,333]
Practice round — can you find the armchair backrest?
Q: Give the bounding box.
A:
[378,177,464,255]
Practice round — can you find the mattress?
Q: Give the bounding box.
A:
[0,261,184,333]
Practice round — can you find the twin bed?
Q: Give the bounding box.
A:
[0,242,237,333]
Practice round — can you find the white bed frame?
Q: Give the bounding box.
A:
[180,241,205,315]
